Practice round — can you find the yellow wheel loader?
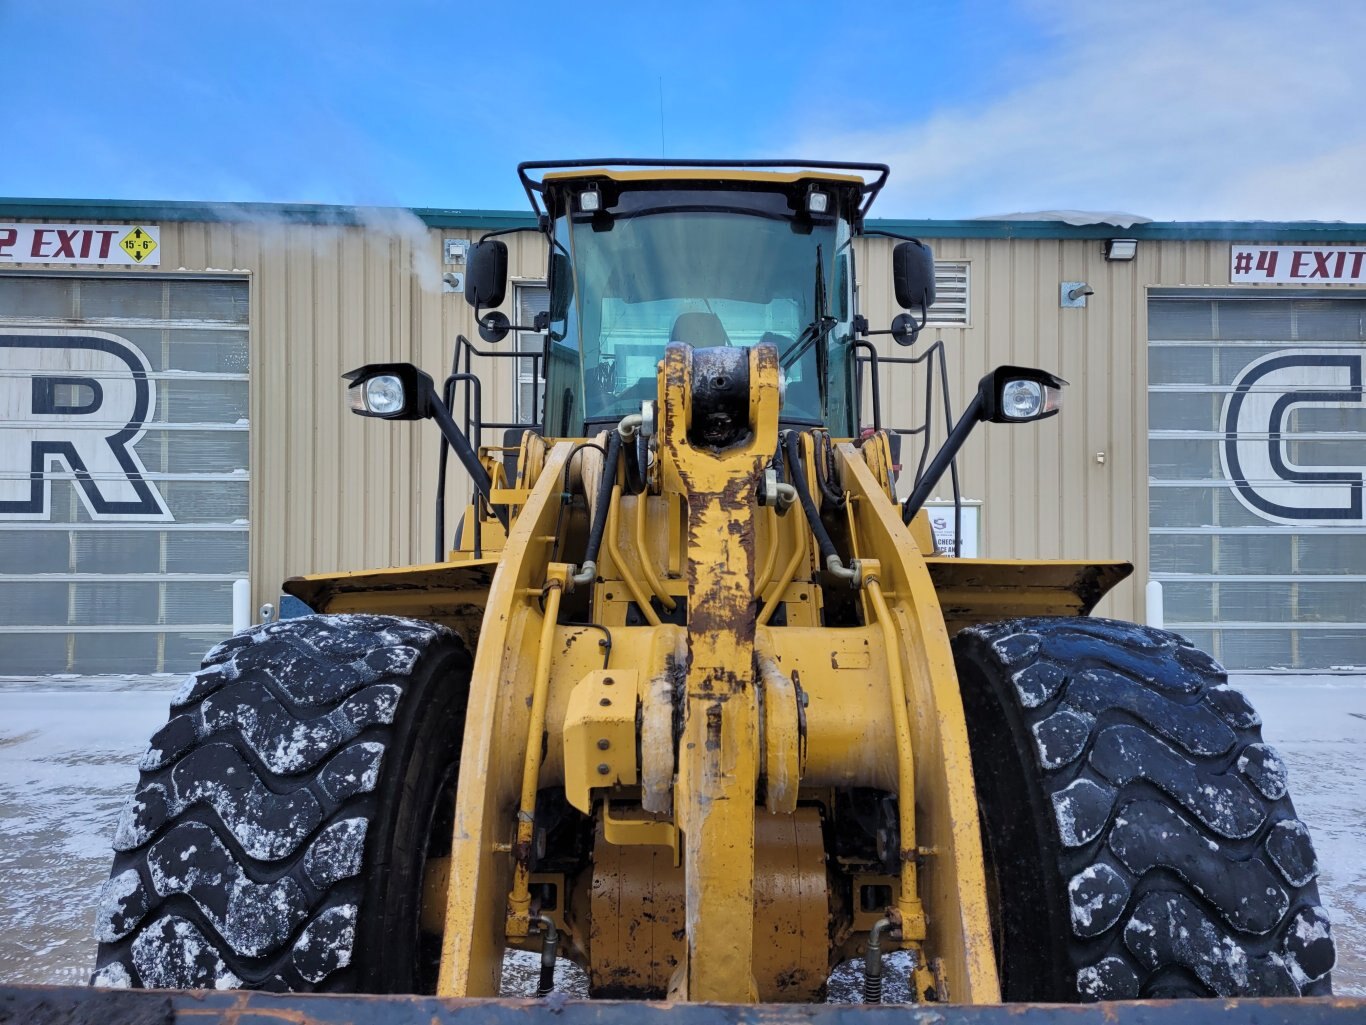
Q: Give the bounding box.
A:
[49,160,1357,1024]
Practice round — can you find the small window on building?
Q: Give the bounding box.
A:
[514,283,550,425]
[928,261,970,326]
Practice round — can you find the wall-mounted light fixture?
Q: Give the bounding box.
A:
[1104,238,1138,261]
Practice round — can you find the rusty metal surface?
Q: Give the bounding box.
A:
[5,987,1366,1025]
[281,560,499,647]
[588,810,828,1002]
[655,342,782,1001]
[924,558,1132,636]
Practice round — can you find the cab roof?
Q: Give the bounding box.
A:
[519,158,890,224]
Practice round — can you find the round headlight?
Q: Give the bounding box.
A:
[1000,379,1043,420]
[364,375,406,415]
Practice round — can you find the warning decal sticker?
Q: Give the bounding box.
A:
[119,227,158,263]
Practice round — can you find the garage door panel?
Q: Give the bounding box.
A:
[46,326,250,374]
[1149,438,1221,479]
[1213,534,1294,575]
[0,531,69,574]
[72,632,158,675]
[73,531,161,573]
[1149,392,1222,432]
[1149,345,1218,385]
[161,582,235,625]
[1148,293,1366,671]
[1288,405,1366,433]
[164,631,230,670]
[1292,300,1366,341]
[167,280,249,324]
[76,278,169,321]
[1297,534,1366,574]
[154,379,249,423]
[1219,630,1294,670]
[153,481,249,523]
[70,582,160,625]
[0,582,67,626]
[3,634,68,675]
[138,430,249,474]
[163,330,250,373]
[164,532,247,574]
[0,274,249,674]
[1149,533,1215,575]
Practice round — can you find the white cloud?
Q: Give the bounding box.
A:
[803,0,1366,220]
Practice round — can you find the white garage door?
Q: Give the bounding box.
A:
[0,273,249,675]
[1148,292,1365,671]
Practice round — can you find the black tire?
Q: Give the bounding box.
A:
[91,614,471,992]
[954,616,1335,1002]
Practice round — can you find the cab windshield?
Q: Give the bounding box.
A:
[543,186,854,435]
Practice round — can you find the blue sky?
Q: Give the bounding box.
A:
[2,0,1364,220]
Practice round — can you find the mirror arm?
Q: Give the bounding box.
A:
[421,377,509,530]
[475,224,545,245]
[901,390,984,524]
[859,227,924,244]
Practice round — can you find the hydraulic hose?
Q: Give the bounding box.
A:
[812,431,846,509]
[863,917,893,1003]
[618,413,648,495]
[622,432,648,495]
[784,430,857,583]
[573,429,622,587]
[535,914,559,997]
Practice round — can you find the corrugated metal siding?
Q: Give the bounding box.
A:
[131,219,449,612]
[858,235,1158,620]
[10,213,1356,644]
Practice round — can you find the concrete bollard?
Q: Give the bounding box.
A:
[1145,579,1164,630]
[232,578,251,634]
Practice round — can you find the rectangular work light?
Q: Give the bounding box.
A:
[1104,239,1138,261]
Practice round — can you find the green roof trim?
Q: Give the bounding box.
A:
[0,197,538,231]
[868,219,1366,242]
[2,197,1365,241]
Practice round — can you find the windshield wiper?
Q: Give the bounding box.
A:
[780,244,834,370]
[779,314,837,370]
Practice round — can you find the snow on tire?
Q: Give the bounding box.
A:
[92,614,471,992]
[953,616,1335,1002]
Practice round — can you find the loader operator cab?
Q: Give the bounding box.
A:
[531,169,864,437]
[452,162,910,441]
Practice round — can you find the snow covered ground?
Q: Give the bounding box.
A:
[0,674,1361,995]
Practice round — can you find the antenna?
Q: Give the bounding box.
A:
[658,77,666,157]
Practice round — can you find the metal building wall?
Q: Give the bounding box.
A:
[858,235,1199,623]
[152,219,541,612]
[860,234,1365,625]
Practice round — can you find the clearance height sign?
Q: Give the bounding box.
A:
[0,223,160,265]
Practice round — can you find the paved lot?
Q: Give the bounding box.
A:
[0,675,1361,995]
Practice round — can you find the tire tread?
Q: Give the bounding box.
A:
[94,614,460,991]
[955,616,1335,1001]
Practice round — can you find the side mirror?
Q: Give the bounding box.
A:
[892,240,936,312]
[342,363,435,420]
[548,251,573,323]
[465,240,508,310]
